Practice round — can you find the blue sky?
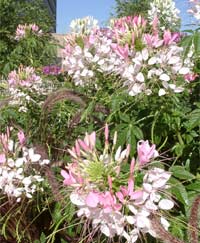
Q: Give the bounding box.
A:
[56,0,192,34]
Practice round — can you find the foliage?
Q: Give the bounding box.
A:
[0,0,56,76]
[113,0,150,18]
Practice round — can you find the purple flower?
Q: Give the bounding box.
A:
[42,65,61,75]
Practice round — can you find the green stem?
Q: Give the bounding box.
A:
[177,131,184,145]
[151,111,159,144]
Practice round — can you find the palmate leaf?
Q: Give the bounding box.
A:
[169,166,195,180]
[181,34,193,60]
[169,177,189,206]
[184,108,200,130]
[181,30,200,60]
[193,31,200,56]
[186,181,200,192]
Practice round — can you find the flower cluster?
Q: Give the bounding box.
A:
[8,66,41,88]
[15,23,42,41]
[62,16,193,96]
[70,16,99,35]
[148,0,181,32]
[7,66,50,112]
[0,127,49,202]
[110,15,147,42]
[188,0,200,21]
[61,125,174,242]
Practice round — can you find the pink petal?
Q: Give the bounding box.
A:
[130,190,143,200]
[89,132,96,148]
[78,139,90,151]
[0,153,6,163]
[85,192,99,207]
[18,130,26,145]
[104,123,109,141]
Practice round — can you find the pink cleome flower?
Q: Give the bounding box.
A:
[15,23,42,41]
[61,125,173,242]
[8,66,41,88]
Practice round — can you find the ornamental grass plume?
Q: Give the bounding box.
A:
[61,124,175,242]
[151,214,185,243]
[42,89,86,112]
[188,195,200,243]
[0,127,50,202]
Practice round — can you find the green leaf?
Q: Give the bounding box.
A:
[186,181,200,192]
[172,143,184,157]
[75,36,84,49]
[193,31,200,55]
[132,126,143,139]
[40,233,46,243]
[181,35,193,59]
[126,126,136,155]
[115,124,129,148]
[170,166,195,180]
[170,216,185,240]
[185,108,200,130]
[52,203,62,223]
[170,177,189,206]
[80,100,95,122]
[119,112,130,123]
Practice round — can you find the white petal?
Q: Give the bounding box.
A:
[15,158,24,167]
[122,231,130,241]
[126,216,135,224]
[26,193,32,198]
[148,57,157,65]
[161,217,170,230]
[8,140,14,151]
[115,146,122,161]
[7,158,15,167]
[70,192,85,206]
[100,224,111,237]
[158,199,174,210]
[159,73,170,81]
[130,229,139,243]
[29,149,41,162]
[174,87,184,93]
[168,84,176,90]
[40,159,50,165]
[142,49,149,61]
[143,183,152,192]
[158,88,166,96]
[145,200,158,210]
[136,215,150,228]
[179,67,190,75]
[128,205,138,214]
[168,56,180,64]
[77,207,90,217]
[22,177,32,186]
[136,72,144,82]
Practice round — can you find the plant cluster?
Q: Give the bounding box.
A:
[0,0,200,242]
[0,0,56,76]
[0,127,49,202]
